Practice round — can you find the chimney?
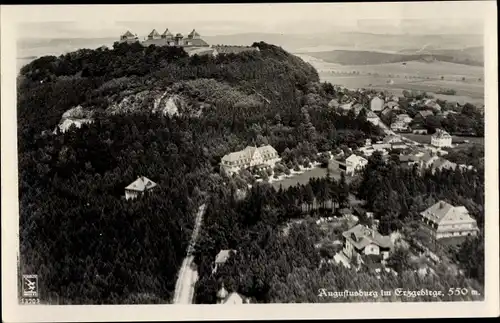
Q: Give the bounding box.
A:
[439,201,444,209]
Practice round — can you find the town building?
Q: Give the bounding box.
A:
[345,154,368,175]
[216,284,250,304]
[125,176,158,200]
[391,141,408,150]
[366,110,379,126]
[412,126,428,134]
[220,145,280,176]
[383,135,401,144]
[408,152,439,170]
[424,99,442,112]
[213,249,237,274]
[431,158,457,173]
[342,224,393,265]
[430,129,452,148]
[370,97,385,112]
[383,101,400,110]
[416,110,434,119]
[396,114,413,124]
[390,121,410,132]
[420,201,479,239]
[328,99,340,109]
[380,107,393,119]
[338,102,353,114]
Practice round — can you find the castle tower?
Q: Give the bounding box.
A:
[161,28,173,40]
[147,29,161,40]
[174,33,184,46]
[188,29,201,39]
[216,283,228,304]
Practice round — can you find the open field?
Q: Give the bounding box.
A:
[271,165,349,191]
[297,54,484,105]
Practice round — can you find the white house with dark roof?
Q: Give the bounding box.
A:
[420,201,479,239]
[431,129,452,148]
[125,176,158,200]
[220,145,279,176]
[345,154,368,175]
[342,224,393,264]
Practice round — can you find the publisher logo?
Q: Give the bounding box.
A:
[22,274,38,298]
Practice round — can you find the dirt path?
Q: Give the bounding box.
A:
[172,204,206,304]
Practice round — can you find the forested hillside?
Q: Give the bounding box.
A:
[17,41,382,304]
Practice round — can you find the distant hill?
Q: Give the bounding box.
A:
[300,49,483,66]
[399,46,484,65]
[204,32,483,53]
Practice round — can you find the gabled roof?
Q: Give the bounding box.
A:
[328,99,339,108]
[418,110,434,118]
[223,292,245,304]
[432,158,457,171]
[339,102,353,111]
[125,176,157,192]
[221,145,277,163]
[366,110,378,119]
[432,129,451,139]
[420,201,475,225]
[188,29,201,38]
[215,249,236,264]
[346,154,368,164]
[122,30,135,37]
[384,101,399,109]
[342,224,392,250]
[381,107,392,116]
[148,29,160,38]
[162,28,173,37]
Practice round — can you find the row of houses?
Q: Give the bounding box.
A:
[334,198,478,270]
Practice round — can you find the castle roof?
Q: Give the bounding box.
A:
[148,29,160,38]
[122,30,135,37]
[188,29,200,38]
[161,28,173,37]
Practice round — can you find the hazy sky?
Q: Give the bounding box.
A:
[5,2,489,39]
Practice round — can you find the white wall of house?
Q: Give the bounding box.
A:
[125,190,140,200]
[363,244,380,256]
[343,240,354,259]
[431,136,452,148]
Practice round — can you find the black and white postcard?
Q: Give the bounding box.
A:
[1,2,498,322]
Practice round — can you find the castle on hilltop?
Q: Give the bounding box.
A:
[119,28,258,56]
[120,28,209,47]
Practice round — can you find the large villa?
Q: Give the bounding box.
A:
[220,145,280,176]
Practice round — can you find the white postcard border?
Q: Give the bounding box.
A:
[2,2,499,322]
